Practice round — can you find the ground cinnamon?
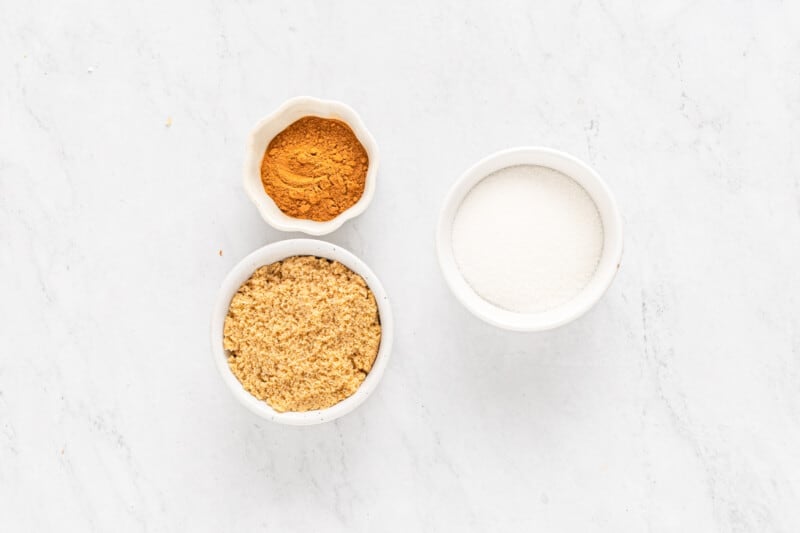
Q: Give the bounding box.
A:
[260,116,369,221]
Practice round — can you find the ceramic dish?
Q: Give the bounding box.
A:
[243,96,379,236]
[210,239,393,425]
[436,147,623,332]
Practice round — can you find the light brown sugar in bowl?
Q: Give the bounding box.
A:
[222,256,381,412]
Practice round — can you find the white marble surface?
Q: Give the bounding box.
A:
[2,1,800,531]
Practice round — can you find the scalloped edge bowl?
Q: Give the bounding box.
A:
[243,96,379,236]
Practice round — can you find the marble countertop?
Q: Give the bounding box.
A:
[2,1,799,531]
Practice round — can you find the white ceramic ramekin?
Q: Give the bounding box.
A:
[243,96,379,236]
[436,147,623,332]
[210,239,393,425]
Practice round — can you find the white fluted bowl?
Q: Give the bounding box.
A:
[244,96,379,235]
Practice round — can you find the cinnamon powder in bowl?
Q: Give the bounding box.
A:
[260,116,369,222]
[243,97,380,236]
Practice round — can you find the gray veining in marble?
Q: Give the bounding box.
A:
[1,1,799,531]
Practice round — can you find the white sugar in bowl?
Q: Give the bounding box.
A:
[436,147,623,332]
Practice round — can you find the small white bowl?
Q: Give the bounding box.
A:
[243,96,379,236]
[436,147,623,332]
[210,239,393,425]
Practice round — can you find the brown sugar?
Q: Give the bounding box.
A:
[223,256,381,412]
[260,116,369,222]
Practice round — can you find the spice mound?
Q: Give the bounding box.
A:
[223,256,381,412]
[260,116,369,222]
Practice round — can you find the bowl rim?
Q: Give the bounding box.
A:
[243,96,379,236]
[210,239,393,425]
[436,146,623,332]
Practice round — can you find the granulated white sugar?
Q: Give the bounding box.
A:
[452,165,604,313]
